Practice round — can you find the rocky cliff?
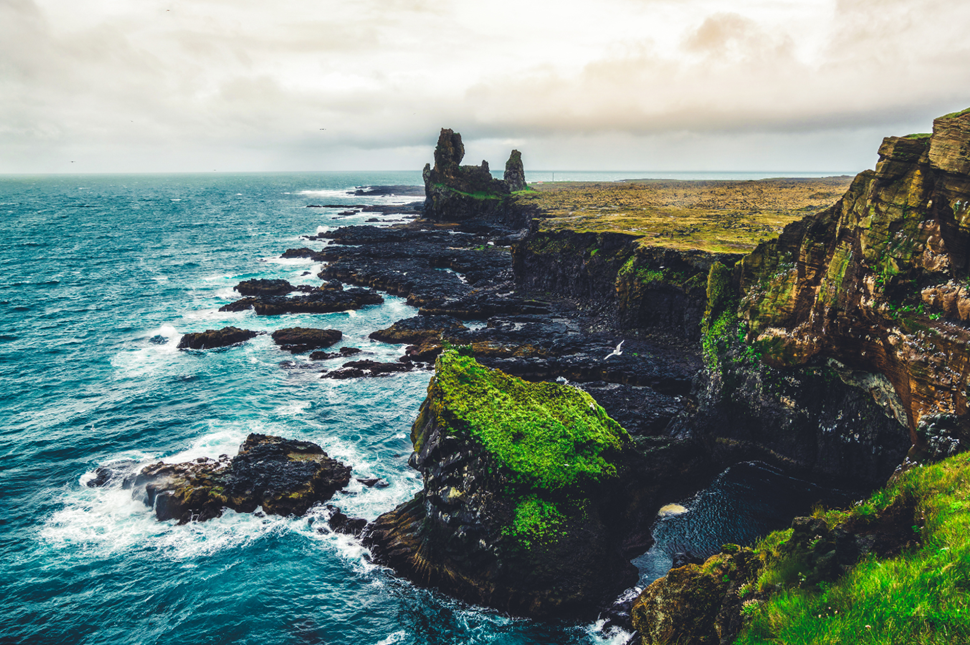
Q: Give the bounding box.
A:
[711,109,970,461]
[423,129,533,228]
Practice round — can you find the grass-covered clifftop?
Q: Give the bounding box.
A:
[513,177,852,254]
[736,452,970,644]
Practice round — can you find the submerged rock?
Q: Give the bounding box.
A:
[177,326,260,350]
[364,350,645,619]
[272,328,342,353]
[131,434,352,524]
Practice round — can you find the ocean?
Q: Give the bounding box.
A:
[0,171,847,645]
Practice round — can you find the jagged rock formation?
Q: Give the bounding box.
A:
[363,351,708,619]
[423,129,533,228]
[130,434,352,524]
[700,109,970,461]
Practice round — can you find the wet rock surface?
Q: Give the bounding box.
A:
[234,278,294,296]
[130,434,352,524]
[220,287,383,316]
[321,359,413,379]
[271,327,342,353]
[177,326,261,350]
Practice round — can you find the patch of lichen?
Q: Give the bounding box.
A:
[512,177,852,254]
[433,350,631,491]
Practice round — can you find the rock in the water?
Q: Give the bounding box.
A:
[220,287,383,316]
[309,347,361,361]
[86,459,141,488]
[364,350,642,619]
[177,326,260,350]
[272,328,342,353]
[131,434,352,524]
[325,505,368,537]
[321,359,412,379]
[234,278,294,296]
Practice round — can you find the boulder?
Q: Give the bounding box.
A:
[271,328,342,353]
[177,326,260,350]
[234,278,294,296]
[130,434,351,524]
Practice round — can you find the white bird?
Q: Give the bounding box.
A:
[604,340,624,360]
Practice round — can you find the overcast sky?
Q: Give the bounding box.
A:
[3,0,970,174]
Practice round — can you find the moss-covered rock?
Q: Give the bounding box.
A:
[364,350,649,619]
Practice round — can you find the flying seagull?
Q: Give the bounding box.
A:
[604,340,624,360]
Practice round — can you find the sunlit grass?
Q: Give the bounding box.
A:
[512,177,853,254]
[738,451,970,644]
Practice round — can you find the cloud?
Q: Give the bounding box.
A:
[3,0,970,172]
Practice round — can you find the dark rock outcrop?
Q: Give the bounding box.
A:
[234,278,294,296]
[177,326,260,350]
[309,347,361,361]
[220,287,383,316]
[130,434,352,524]
[271,328,342,353]
[369,315,468,345]
[321,359,412,379]
[422,129,532,228]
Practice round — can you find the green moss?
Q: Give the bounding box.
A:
[903,132,932,140]
[433,351,630,491]
[737,451,970,644]
[433,182,505,200]
[503,495,566,548]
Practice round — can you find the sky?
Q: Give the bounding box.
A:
[3,0,970,174]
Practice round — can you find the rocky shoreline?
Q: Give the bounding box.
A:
[103,113,970,643]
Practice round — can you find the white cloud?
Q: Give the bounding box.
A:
[2,0,969,173]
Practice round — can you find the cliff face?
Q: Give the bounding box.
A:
[731,110,970,458]
[512,229,742,340]
[423,129,533,228]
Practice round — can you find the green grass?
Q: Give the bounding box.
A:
[433,350,630,491]
[737,451,970,644]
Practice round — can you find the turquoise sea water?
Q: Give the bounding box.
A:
[0,172,845,645]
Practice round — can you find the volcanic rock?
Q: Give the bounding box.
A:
[177,326,260,350]
[272,328,342,353]
[131,434,352,524]
[234,278,294,296]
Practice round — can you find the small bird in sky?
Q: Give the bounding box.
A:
[604,340,624,360]
[319,128,326,131]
